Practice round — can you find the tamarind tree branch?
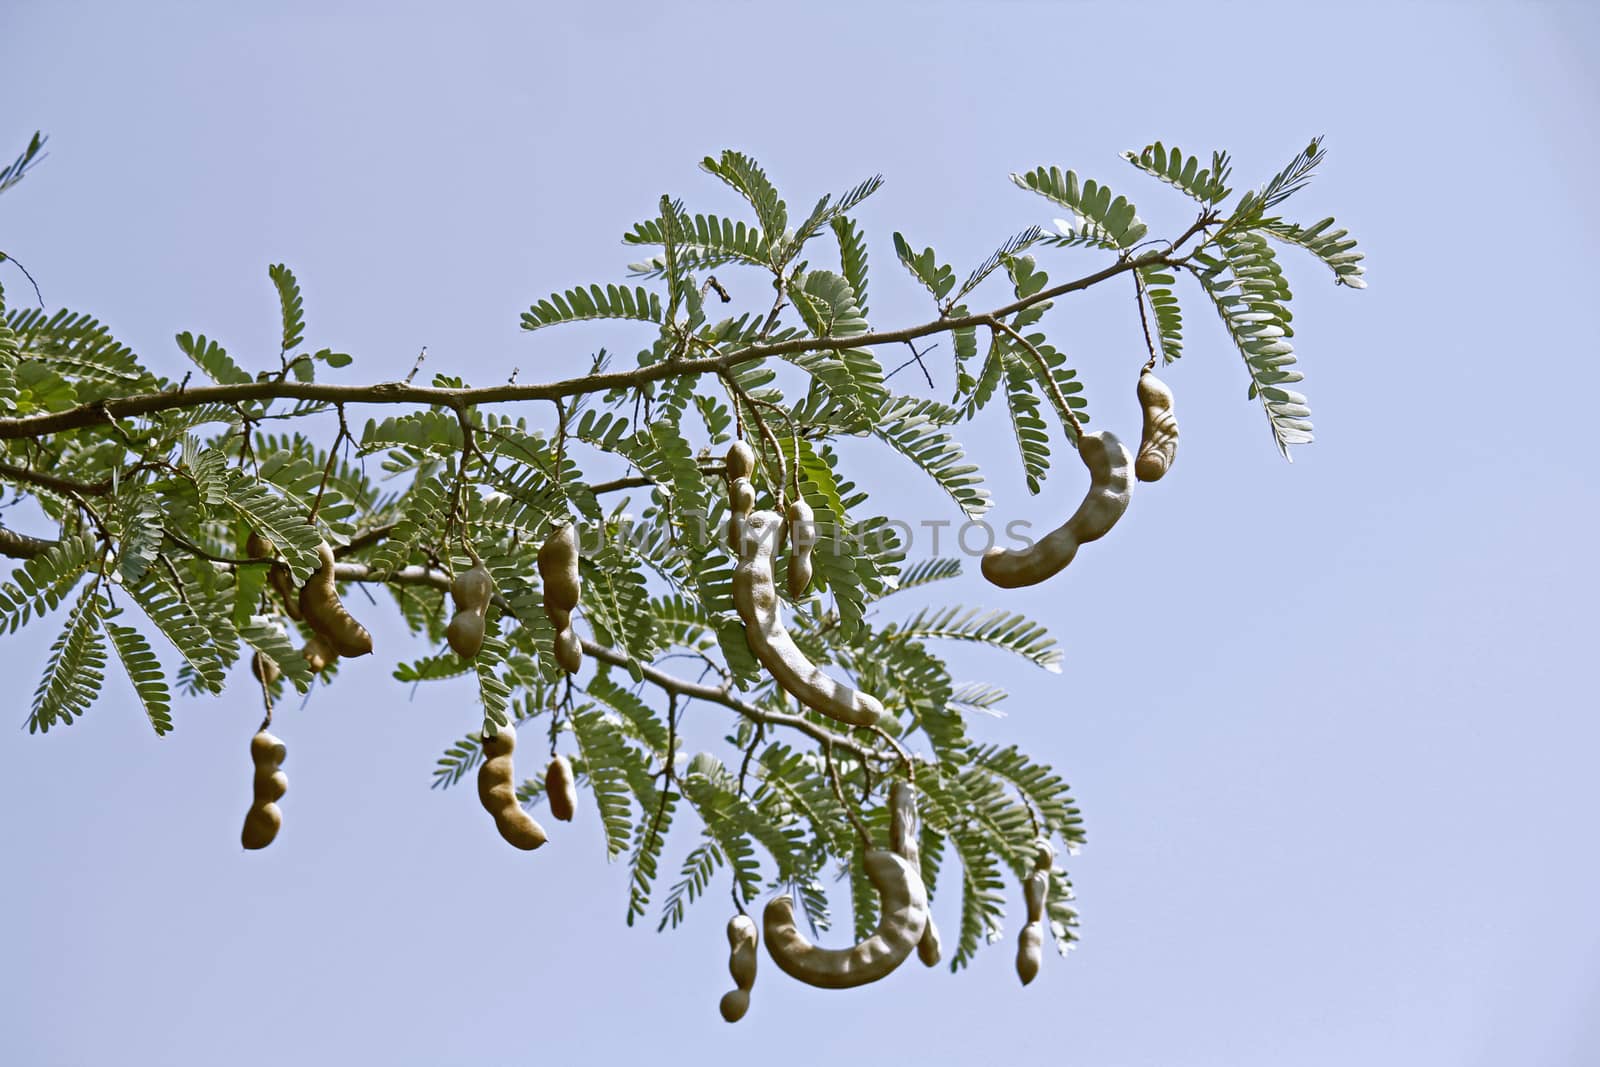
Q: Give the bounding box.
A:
[324,558,893,765]
[0,251,1175,444]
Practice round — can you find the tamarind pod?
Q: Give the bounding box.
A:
[1135,371,1179,483]
[726,440,756,480]
[476,726,548,851]
[732,510,883,728]
[536,524,581,612]
[241,730,287,850]
[250,650,279,687]
[980,431,1133,589]
[1024,868,1049,923]
[726,477,756,551]
[882,780,942,967]
[553,628,583,675]
[546,755,577,822]
[763,849,928,989]
[1016,923,1043,986]
[245,532,303,620]
[298,542,373,657]
[446,564,494,659]
[719,913,759,1023]
[785,499,815,598]
[302,633,338,674]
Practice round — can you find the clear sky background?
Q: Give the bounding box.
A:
[3,3,1597,1065]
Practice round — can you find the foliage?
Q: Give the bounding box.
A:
[0,132,1362,976]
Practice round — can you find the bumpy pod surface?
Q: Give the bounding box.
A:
[764,849,928,989]
[981,431,1133,589]
[1135,371,1179,482]
[886,780,943,968]
[718,914,759,1023]
[446,563,494,659]
[477,726,548,850]
[537,524,583,674]
[785,499,815,599]
[732,510,883,727]
[545,755,577,822]
[1016,843,1053,986]
[298,542,373,657]
[241,730,287,850]
[302,633,338,674]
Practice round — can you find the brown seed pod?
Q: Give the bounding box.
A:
[446,563,494,659]
[981,431,1134,589]
[246,531,302,621]
[545,755,577,822]
[1016,842,1053,986]
[241,730,287,850]
[725,439,756,480]
[733,510,883,727]
[785,498,815,598]
[298,542,373,657]
[1135,371,1179,482]
[718,913,759,1023]
[477,724,548,851]
[537,523,583,674]
[302,632,338,674]
[764,849,928,989]
[250,650,280,687]
[886,780,943,969]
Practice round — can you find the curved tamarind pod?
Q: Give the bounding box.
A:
[1135,371,1179,482]
[476,725,548,851]
[250,650,280,687]
[718,913,759,1023]
[545,755,577,822]
[785,499,815,598]
[980,431,1133,589]
[241,730,287,850]
[302,632,338,674]
[1016,843,1053,986]
[297,542,373,657]
[537,524,583,674]
[726,440,756,480]
[732,510,883,727]
[763,849,928,989]
[446,563,494,659]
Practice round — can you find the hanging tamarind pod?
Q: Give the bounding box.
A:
[763,784,930,989]
[246,531,302,621]
[545,755,577,822]
[537,523,583,674]
[1016,842,1053,986]
[718,913,759,1023]
[785,498,815,598]
[298,542,373,657]
[301,632,338,674]
[886,780,943,968]
[446,562,494,659]
[476,724,548,851]
[981,430,1133,589]
[732,510,883,728]
[1135,371,1179,482]
[241,730,288,850]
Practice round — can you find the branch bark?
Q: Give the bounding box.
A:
[0,251,1169,443]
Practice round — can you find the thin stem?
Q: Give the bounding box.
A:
[985,316,1084,441]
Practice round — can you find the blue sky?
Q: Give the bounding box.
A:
[2,3,1597,1065]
